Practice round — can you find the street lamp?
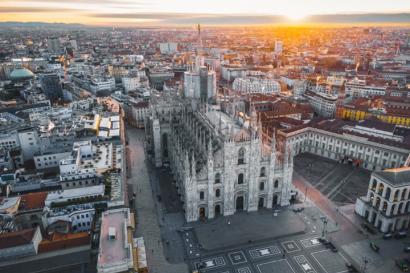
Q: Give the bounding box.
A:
[362,256,368,273]
[320,216,328,238]
[304,186,308,203]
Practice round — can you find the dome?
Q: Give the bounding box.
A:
[9,68,34,81]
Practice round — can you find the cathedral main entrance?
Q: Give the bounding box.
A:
[199,207,206,218]
[236,196,244,211]
[272,195,278,206]
[214,204,221,216]
[258,197,264,208]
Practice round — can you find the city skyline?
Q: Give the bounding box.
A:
[0,0,410,26]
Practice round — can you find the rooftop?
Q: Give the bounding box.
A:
[0,228,36,250]
[374,167,410,187]
[18,192,48,211]
[97,208,133,273]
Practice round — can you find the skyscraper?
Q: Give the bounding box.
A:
[183,25,216,101]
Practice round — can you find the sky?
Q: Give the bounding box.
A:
[0,0,410,26]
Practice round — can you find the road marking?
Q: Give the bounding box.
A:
[249,245,281,259]
[228,251,248,265]
[310,249,349,273]
[300,237,321,248]
[193,256,226,271]
[237,266,253,273]
[256,259,296,273]
[293,255,317,273]
[281,240,301,253]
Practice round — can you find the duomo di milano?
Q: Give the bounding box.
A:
[145,91,295,222]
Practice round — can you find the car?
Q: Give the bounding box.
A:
[396,259,409,272]
[396,231,408,239]
[293,207,305,213]
[383,233,393,239]
[370,242,380,252]
[404,246,410,253]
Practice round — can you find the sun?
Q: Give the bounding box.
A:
[284,10,309,21]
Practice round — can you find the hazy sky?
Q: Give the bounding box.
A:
[1,0,410,26]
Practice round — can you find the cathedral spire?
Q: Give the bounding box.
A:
[191,152,196,177]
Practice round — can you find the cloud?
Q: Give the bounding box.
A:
[0,7,79,13]
[90,12,288,24]
[89,12,410,25]
[13,0,145,4]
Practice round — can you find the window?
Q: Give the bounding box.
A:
[215,173,221,184]
[259,182,265,191]
[260,167,266,177]
[238,148,245,164]
[215,189,220,197]
[200,191,204,200]
[274,180,279,188]
[238,173,244,185]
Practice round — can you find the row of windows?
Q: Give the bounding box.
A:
[65,180,96,187]
[37,155,58,161]
[75,213,91,220]
[295,135,401,159]
[37,161,59,167]
[214,167,268,184]
[199,180,279,200]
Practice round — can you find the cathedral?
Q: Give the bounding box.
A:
[145,92,295,222]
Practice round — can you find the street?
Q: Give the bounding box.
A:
[126,126,188,273]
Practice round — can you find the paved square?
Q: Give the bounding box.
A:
[256,259,296,273]
[236,266,253,273]
[300,237,321,249]
[228,251,247,265]
[281,241,301,253]
[249,245,281,259]
[294,255,317,273]
[311,250,349,273]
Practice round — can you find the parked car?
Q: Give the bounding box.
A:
[370,242,380,252]
[396,259,409,272]
[396,231,408,239]
[404,246,410,253]
[383,233,393,239]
